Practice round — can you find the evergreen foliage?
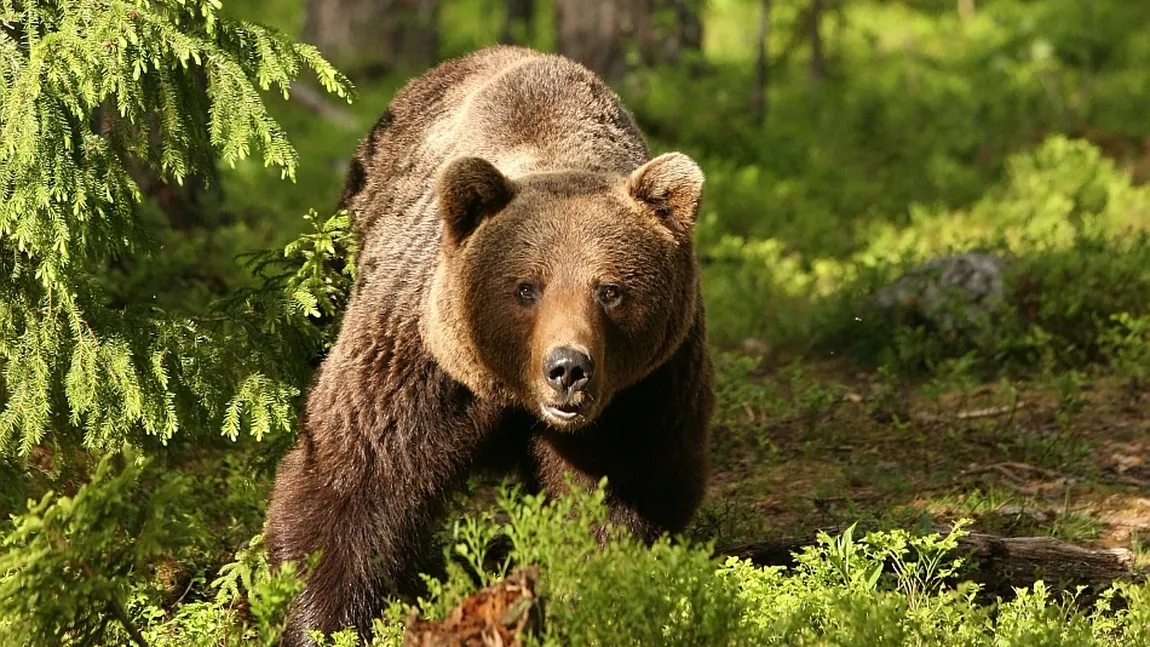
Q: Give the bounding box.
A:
[0,0,353,457]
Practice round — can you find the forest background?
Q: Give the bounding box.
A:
[2,0,1150,644]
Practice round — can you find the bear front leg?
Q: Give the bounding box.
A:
[529,421,708,545]
[265,359,503,646]
[266,445,420,646]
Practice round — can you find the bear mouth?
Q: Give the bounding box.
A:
[540,403,585,425]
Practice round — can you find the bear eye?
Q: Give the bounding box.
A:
[516,282,539,305]
[597,284,623,307]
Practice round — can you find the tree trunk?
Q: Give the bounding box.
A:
[808,0,825,80]
[750,0,771,126]
[554,0,702,83]
[657,0,703,64]
[500,0,535,45]
[958,0,975,20]
[304,0,438,79]
[93,67,222,232]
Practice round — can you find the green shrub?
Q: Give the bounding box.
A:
[6,470,1147,646]
[700,136,1150,377]
[0,449,195,645]
[354,482,1150,647]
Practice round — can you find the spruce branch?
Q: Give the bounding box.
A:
[0,0,355,456]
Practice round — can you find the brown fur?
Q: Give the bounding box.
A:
[264,45,714,646]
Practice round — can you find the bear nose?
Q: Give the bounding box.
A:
[544,347,593,394]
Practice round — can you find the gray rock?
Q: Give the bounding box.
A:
[872,251,1009,331]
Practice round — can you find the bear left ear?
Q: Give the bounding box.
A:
[627,152,705,232]
[437,156,515,246]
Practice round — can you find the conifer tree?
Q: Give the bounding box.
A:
[0,0,355,457]
[1,2,359,642]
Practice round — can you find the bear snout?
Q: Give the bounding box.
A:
[543,346,593,394]
[537,345,601,428]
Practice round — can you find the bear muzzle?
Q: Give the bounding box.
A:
[538,345,599,428]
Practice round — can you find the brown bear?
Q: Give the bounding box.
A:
[264,44,714,646]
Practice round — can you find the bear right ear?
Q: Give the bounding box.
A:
[436,156,515,246]
[627,152,705,235]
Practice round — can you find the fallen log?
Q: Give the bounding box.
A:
[945,527,1137,593]
[719,524,1139,598]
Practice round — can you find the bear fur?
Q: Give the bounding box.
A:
[264,45,714,645]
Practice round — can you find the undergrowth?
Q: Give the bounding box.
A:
[702,135,1150,378]
[7,465,1147,646]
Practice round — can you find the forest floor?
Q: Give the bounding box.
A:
[699,359,1150,560]
[466,355,1150,573]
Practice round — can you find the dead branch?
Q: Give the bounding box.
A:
[915,403,1029,423]
[289,82,357,128]
[956,404,1023,420]
[941,525,1137,592]
[952,459,1076,491]
[403,567,542,647]
[1106,473,1150,488]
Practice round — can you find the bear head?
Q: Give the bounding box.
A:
[424,153,705,430]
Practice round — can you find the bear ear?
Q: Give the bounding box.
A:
[437,156,515,246]
[627,152,705,232]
